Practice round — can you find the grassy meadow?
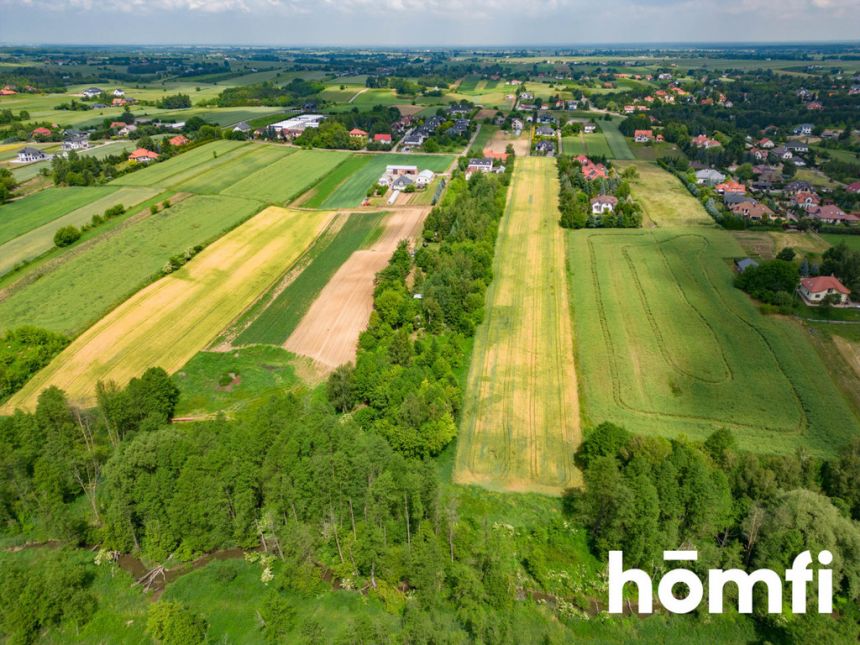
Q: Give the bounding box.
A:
[455,157,582,495]
[561,131,613,157]
[618,160,713,227]
[0,186,159,276]
[2,206,332,411]
[0,194,262,336]
[111,140,249,188]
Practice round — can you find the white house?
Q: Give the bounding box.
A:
[695,168,726,186]
[16,146,49,163]
[591,195,618,214]
[799,276,850,305]
[81,87,103,99]
[113,88,125,97]
[415,169,435,187]
[62,131,89,152]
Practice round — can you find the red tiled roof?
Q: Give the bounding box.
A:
[373,133,392,142]
[129,148,158,160]
[846,182,860,193]
[168,135,189,146]
[715,180,746,193]
[801,276,850,295]
[349,128,368,136]
[634,129,653,138]
[32,127,51,136]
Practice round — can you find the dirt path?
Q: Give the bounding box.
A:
[284,207,429,370]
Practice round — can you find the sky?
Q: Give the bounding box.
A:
[0,0,858,46]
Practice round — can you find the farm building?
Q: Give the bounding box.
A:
[270,114,325,139]
[735,258,759,273]
[16,146,49,163]
[799,276,851,305]
[591,195,618,214]
[415,169,435,187]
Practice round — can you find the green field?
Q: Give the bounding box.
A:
[111,140,250,188]
[302,153,454,209]
[598,116,635,160]
[561,131,613,157]
[235,211,385,345]
[619,160,713,227]
[175,144,294,194]
[0,186,120,246]
[173,345,302,417]
[472,124,499,151]
[0,186,159,275]
[223,149,351,204]
[0,194,261,336]
[822,234,860,251]
[569,227,860,456]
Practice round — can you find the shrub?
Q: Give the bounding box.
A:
[53,225,81,248]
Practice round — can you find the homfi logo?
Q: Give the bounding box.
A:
[608,549,833,614]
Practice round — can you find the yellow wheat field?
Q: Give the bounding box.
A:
[454,157,582,495]
[3,206,333,411]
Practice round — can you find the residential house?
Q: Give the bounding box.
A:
[731,201,774,222]
[695,168,726,185]
[793,123,814,136]
[465,158,494,178]
[770,146,793,161]
[113,88,125,97]
[129,148,159,163]
[633,129,653,143]
[31,126,52,138]
[62,130,89,151]
[784,181,813,195]
[392,175,415,191]
[534,140,556,155]
[750,148,768,161]
[536,125,555,137]
[373,133,392,145]
[168,135,189,146]
[401,132,426,148]
[415,169,435,188]
[810,205,859,225]
[81,87,103,99]
[786,141,809,155]
[349,128,368,138]
[109,121,127,130]
[691,134,721,149]
[118,124,137,137]
[715,180,746,194]
[846,182,860,194]
[799,275,851,305]
[591,195,618,214]
[583,122,597,134]
[758,138,775,149]
[792,192,820,211]
[511,118,524,133]
[233,121,251,134]
[16,146,48,163]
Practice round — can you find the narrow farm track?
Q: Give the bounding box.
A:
[455,157,582,495]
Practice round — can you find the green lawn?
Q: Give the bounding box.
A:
[303,153,454,209]
[0,194,261,336]
[223,149,351,204]
[471,124,499,151]
[235,211,385,345]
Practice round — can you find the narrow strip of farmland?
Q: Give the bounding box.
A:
[284,207,430,370]
[1,206,333,412]
[454,157,582,495]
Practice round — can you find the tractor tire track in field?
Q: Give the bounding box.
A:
[585,230,807,436]
[455,157,582,495]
